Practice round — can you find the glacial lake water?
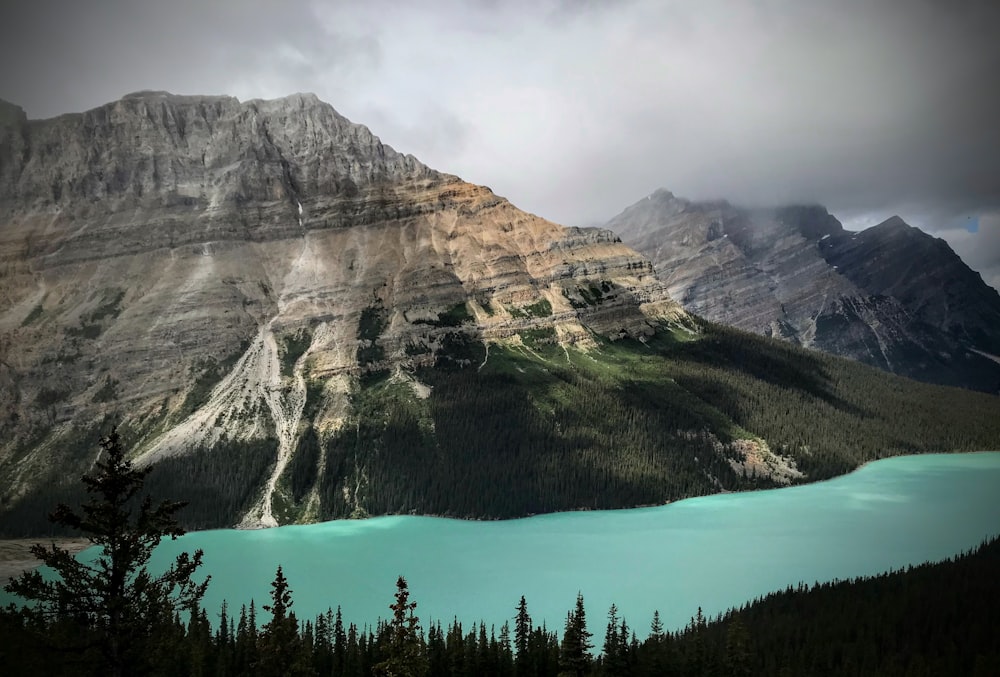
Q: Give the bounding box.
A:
[11,452,1000,633]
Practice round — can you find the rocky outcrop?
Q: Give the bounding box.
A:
[606,189,1000,392]
[0,93,685,525]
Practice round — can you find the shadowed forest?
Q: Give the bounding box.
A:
[2,430,998,676]
[4,321,1000,536]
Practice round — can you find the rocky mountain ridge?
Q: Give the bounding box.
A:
[0,92,685,527]
[605,189,1000,392]
[4,94,999,535]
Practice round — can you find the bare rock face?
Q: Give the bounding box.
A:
[606,189,1000,392]
[0,93,684,525]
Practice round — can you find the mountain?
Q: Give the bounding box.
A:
[605,189,1000,392]
[2,94,999,535]
[0,91,685,528]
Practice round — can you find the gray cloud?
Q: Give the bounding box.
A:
[923,213,1000,292]
[2,0,998,284]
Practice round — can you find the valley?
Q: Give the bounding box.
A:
[4,2,999,673]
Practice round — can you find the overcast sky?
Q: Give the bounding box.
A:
[2,0,999,288]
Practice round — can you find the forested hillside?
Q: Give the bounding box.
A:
[4,319,998,535]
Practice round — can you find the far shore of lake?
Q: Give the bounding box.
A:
[0,538,91,585]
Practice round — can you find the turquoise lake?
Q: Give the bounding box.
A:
[13,452,1000,633]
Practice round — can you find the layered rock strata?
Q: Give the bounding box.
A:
[606,189,1000,392]
[0,93,684,526]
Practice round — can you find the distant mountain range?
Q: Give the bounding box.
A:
[1,93,998,535]
[605,189,1000,393]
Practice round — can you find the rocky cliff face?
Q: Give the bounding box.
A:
[0,93,684,526]
[606,189,1000,392]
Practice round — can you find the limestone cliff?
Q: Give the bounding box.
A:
[605,189,1000,392]
[0,93,684,526]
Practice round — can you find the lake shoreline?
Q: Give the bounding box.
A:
[4,451,999,635]
[0,538,91,585]
[3,449,997,581]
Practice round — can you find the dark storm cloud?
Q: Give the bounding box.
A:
[1,0,998,285]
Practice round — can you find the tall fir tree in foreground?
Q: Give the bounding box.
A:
[3,428,209,677]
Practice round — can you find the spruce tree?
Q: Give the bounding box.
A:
[514,594,532,675]
[258,565,306,676]
[3,428,208,677]
[602,603,631,676]
[724,616,752,677]
[334,605,348,674]
[499,620,514,676]
[373,575,428,677]
[560,592,593,677]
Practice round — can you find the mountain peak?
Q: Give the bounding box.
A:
[774,204,844,240]
[875,215,910,231]
[0,91,684,522]
[605,191,1000,392]
[6,91,438,214]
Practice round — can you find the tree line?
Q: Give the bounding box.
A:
[4,319,1000,535]
[3,429,998,675]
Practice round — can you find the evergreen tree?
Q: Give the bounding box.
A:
[373,575,428,677]
[499,621,514,677]
[3,428,208,677]
[215,600,235,676]
[345,622,362,677]
[724,616,751,677]
[687,606,708,677]
[186,607,213,676]
[258,565,308,676]
[560,592,593,677]
[602,603,626,676]
[477,622,490,674]
[313,608,333,676]
[427,621,448,677]
[515,595,532,675]
[233,600,260,673]
[334,605,348,675]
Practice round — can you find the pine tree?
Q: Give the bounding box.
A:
[334,605,348,675]
[724,616,751,677]
[649,610,664,640]
[187,607,213,676]
[427,621,448,677]
[346,622,362,677]
[601,604,633,677]
[515,595,532,675]
[499,621,514,677]
[313,608,333,676]
[216,600,234,676]
[688,606,708,677]
[258,565,307,676]
[373,575,428,677]
[602,603,623,676]
[560,592,593,677]
[3,428,209,677]
[477,621,490,674]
